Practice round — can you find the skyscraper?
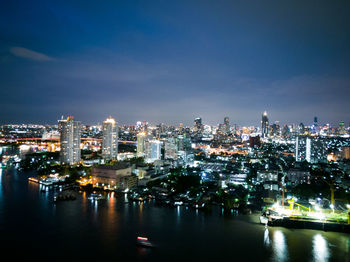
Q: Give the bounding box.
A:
[102,117,118,161]
[194,117,203,132]
[261,111,269,138]
[164,137,178,160]
[137,132,147,157]
[296,136,312,162]
[58,116,81,165]
[224,116,230,134]
[145,140,162,163]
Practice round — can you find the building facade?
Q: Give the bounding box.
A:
[58,116,81,165]
[91,164,136,190]
[102,117,118,161]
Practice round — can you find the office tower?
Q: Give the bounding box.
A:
[145,140,162,163]
[224,117,230,134]
[295,136,306,162]
[178,123,184,134]
[305,138,311,162]
[298,123,305,135]
[261,111,269,138]
[194,117,203,132]
[164,137,178,160]
[271,121,280,137]
[102,117,118,161]
[281,125,291,138]
[339,121,346,135]
[137,132,146,157]
[296,136,321,163]
[178,133,192,151]
[58,116,81,165]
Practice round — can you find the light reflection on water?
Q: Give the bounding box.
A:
[1,168,350,261]
[272,230,289,262]
[313,234,330,262]
[264,227,270,247]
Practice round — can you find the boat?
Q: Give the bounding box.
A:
[136,236,154,248]
[53,191,76,202]
[88,193,104,200]
[260,214,268,225]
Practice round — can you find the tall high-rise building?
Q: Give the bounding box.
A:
[224,116,230,134]
[102,117,118,160]
[261,111,269,138]
[137,132,147,157]
[164,137,178,160]
[194,117,203,132]
[145,140,162,163]
[58,116,81,165]
[339,121,346,135]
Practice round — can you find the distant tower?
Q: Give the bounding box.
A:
[261,111,269,138]
[194,117,203,132]
[58,116,81,165]
[224,117,230,134]
[102,117,118,160]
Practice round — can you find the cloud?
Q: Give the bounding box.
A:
[10,47,54,61]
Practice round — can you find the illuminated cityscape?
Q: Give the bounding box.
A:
[1,0,350,261]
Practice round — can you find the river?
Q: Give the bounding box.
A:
[0,168,349,261]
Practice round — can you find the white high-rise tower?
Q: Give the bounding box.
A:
[58,116,81,165]
[102,117,118,161]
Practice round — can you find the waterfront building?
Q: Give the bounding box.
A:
[91,163,137,190]
[102,117,118,161]
[58,116,81,165]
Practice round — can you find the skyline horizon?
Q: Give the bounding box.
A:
[1,112,348,128]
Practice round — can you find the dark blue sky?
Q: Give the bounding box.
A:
[1,0,349,126]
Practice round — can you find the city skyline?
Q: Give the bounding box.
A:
[0,112,348,128]
[1,1,350,126]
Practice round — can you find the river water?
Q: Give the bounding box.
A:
[0,168,349,261]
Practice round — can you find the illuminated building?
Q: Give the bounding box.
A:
[339,121,346,135]
[91,163,136,190]
[193,117,203,134]
[296,136,328,163]
[224,116,230,134]
[137,132,147,157]
[341,147,350,159]
[295,136,310,162]
[164,137,178,160]
[102,117,118,161]
[261,111,269,138]
[58,116,81,165]
[178,134,191,151]
[145,140,162,163]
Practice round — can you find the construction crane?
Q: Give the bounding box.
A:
[288,198,310,212]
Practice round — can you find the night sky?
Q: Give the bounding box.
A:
[1,0,349,126]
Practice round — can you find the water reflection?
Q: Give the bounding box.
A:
[0,168,2,198]
[272,230,288,262]
[313,234,330,262]
[264,228,270,247]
